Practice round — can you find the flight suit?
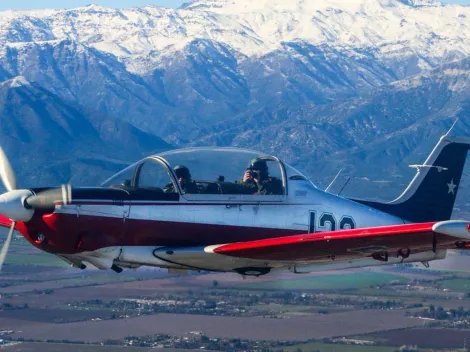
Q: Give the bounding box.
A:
[242,177,283,195]
[163,181,199,194]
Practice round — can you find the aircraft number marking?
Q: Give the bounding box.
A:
[340,216,356,230]
[308,211,355,233]
[319,213,336,232]
[308,212,316,233]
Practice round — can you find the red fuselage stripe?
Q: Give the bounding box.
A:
[56,201,299,206]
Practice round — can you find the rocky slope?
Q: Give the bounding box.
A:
[0,0,469,216]
[0,76,171,188]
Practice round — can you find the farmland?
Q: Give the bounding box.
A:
[3,237,470,350]
[2,343,195,352]
[367,329,470,349]
[238,272,408,291]
[7,310,422,342]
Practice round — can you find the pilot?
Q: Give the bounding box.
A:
[242,158,283,195]
[164,165,199,194]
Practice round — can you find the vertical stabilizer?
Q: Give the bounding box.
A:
[353,134,470,222]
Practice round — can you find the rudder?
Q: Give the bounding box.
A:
[353,135,470,223]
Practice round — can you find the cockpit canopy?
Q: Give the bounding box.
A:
[101,148,313,199]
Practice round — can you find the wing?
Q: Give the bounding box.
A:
[212,222,459,261]
[154,221,470,274]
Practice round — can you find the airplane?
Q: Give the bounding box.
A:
[0,128,469,277]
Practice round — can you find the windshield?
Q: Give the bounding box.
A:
[101,161,140,188]
[157,148,285,196]
[101,148,288,197]
[100,159,177,193]
[285,163,316,187]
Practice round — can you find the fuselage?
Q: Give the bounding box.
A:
[1,135,467,274]
[17,179,404,256]
[8,146,411,273]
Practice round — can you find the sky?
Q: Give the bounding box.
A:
[0,0,187,11]
[0,0,468,10]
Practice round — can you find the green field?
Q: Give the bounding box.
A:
[353,288,402,297]
[52,274,141,286]
[248,303,313,313]
[285,342,402,352]
[5,252,69,267]
[1,234,68,267]
[438,278,470,292]
[238,272,408,291]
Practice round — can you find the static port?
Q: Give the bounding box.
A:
[37,233,46,243]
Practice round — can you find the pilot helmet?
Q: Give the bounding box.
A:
[174,165,191,180]
[250,158,268,171]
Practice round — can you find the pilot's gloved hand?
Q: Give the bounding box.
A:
[243,170,253,183]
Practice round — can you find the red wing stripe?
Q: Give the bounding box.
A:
[213,222,436,254]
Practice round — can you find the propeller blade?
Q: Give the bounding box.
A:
[0,221,15,272]
[25,185,72,209]
[0,147,16,192]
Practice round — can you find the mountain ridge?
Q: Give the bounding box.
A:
[1,0,470,73]
[0,0,470,216]
[0,75,172,188]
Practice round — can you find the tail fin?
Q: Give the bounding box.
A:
[353,134,470,223]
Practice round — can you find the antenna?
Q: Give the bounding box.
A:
[337,177,351,196]
[406,119,459,172]
[325,168,343,193]
[444,117,460,138]
[409,165,448,172]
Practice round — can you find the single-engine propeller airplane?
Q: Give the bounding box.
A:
[0,128,469,277]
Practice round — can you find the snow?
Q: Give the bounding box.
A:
[398,0,439,7]
[0,0,469,73]
[0,76,31,88]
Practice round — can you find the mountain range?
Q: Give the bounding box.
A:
[0,0,469,216]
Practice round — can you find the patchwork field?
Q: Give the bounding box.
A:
[3,236,470,350]
[284,342,402,352]
[438,278,470,292]
[2,343,195,352]
[238,272,408,291]
[9,310,422,342]
[368,328,470,349]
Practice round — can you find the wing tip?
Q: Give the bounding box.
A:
[433,220,470,239]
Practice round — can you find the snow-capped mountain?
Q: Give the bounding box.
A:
[1,0,470,73]
[2,0,467,135]
[0,0,469,214]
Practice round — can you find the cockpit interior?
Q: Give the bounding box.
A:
[101,148,313,200]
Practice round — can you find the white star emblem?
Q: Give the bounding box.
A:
[447,179,458,195]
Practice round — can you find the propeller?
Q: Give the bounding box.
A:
[0,221,15,272]
[0,146,73,272]
[0,146,20,272]
[0,146,16,192]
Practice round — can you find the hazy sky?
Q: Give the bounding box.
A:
[0,0,468,11]
[0,0,187,11]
